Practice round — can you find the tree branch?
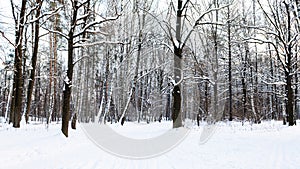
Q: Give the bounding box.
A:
[0,31,15,47]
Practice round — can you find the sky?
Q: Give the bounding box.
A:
[0,0,15,70]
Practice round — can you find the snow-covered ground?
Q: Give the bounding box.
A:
[0,120,300,169]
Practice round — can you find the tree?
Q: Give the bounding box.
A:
[227,1,233,121]
[162,0,230,127]
[10,0,27,128]
[49,0,120,137]
[25,0,43,124]
[257,0,298,126]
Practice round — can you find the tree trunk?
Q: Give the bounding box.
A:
[25,0,42,123]
[284,1,295,126]
[252,0,260,123]
[286,71,294,125]
[227,5,233,121]
[61,37,74,137]
[11,0,27,128]
[172,0,184,128]
[172,84,182,128]
[71,113,77,129]
[212,0,219,122]
[61,0,78,136]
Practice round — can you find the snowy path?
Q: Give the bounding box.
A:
[0,121,300,169]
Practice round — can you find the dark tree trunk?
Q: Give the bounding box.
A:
[197,113,200,126]
[295,52,299,120]
[242,50,247,121]
[227,6,233,121]
[71,113,77,129]
[205,81,209,117]
[61,1,78,137]
[61,37,75,137]
[25,0,42,124]
[165,90,171,120]
[172,0,183,128]
[121,116,125,126]
[286,72,294,126]
[11,0,27,128]
[172,85,182,128]
[284,1,295,126]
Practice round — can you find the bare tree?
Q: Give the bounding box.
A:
[257,0,298,125]
[25,0,43,124]
[10,0,27,127]
[49,0,120,137]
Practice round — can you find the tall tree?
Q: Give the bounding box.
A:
[10,0,27,127]
[227,2,232,121]
[25,0,43,124]
[257,0,297,126]
[53,0,120,137]
[171,0,185,128]
[164,0,229,127]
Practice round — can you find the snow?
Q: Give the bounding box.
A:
[64,76,71,85]
[0,120,300,169]
[173,39,180,48]
[109,121,172,139]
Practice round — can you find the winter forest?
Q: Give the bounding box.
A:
[1,0,300,138]
[2,0,300,168]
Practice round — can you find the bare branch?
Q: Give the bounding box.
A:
[182,3,230,48]
[73,41,127,48]
[74,15,121,38]
[243,37,287,72]
[42,26,69,39]
[0,31,15,47]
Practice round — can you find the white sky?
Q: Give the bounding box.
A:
[0,0,15,65]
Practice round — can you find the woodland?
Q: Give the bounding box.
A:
[0,0,300,137]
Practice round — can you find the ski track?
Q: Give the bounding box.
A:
[0,121,299,169]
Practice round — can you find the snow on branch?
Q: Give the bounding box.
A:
[262,80,286,86]
[243,37,287,72]
[181,0,190,11]
[42,26,69,39]
[182,3,231,48]
[73,40,127,48]
[136,61,170,82]
[64,76,71,85]
[74,15,121,38]
[28,5,63,24]
[84,29,110,36]
[75,13,90,25]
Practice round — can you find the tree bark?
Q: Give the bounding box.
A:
[227,5,233,121]
[284,1,295,126]
[25,0,42,123]
[172,0,184,128]
[61,0,78,137]
[11,0,27,128]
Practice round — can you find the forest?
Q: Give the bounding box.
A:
[1,0,300,137]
